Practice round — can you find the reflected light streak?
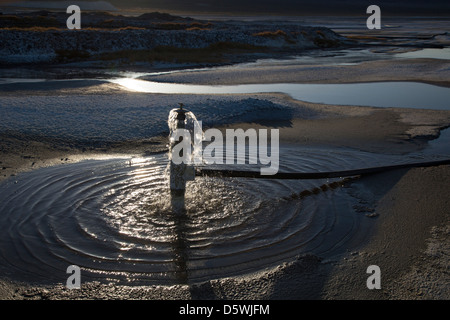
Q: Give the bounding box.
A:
[109,78,450,110]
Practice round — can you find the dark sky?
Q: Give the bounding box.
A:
[2,0,450,15]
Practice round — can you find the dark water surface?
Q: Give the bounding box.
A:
[0,145,445,285]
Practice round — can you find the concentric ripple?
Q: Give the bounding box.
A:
[0,146,423,285]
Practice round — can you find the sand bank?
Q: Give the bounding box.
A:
[142,58,450,88]
[322,165,450,300]
[2,90,449,183]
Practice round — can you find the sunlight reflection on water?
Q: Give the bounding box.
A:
[111,78,450,110]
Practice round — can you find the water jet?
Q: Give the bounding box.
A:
[168,103,197,195]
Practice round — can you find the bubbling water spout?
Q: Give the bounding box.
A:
[168,104,202,194]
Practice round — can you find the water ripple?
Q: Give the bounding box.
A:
[0,146,421,285]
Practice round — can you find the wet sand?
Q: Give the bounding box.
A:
[142,58,450,88]
[2,90,449,182]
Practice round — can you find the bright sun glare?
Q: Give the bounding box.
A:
[112,78,152,92]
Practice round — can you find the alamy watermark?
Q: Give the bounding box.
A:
[366,5,381,30]
[170,121,279,175]
[366,265,381,289]
[65,4,381,31]
[66,265,81,289]
[66,5,81,29]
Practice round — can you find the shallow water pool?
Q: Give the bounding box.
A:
[0,145,445,285]
[111,79,450,110]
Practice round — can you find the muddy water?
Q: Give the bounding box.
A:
[0,145,435,285]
